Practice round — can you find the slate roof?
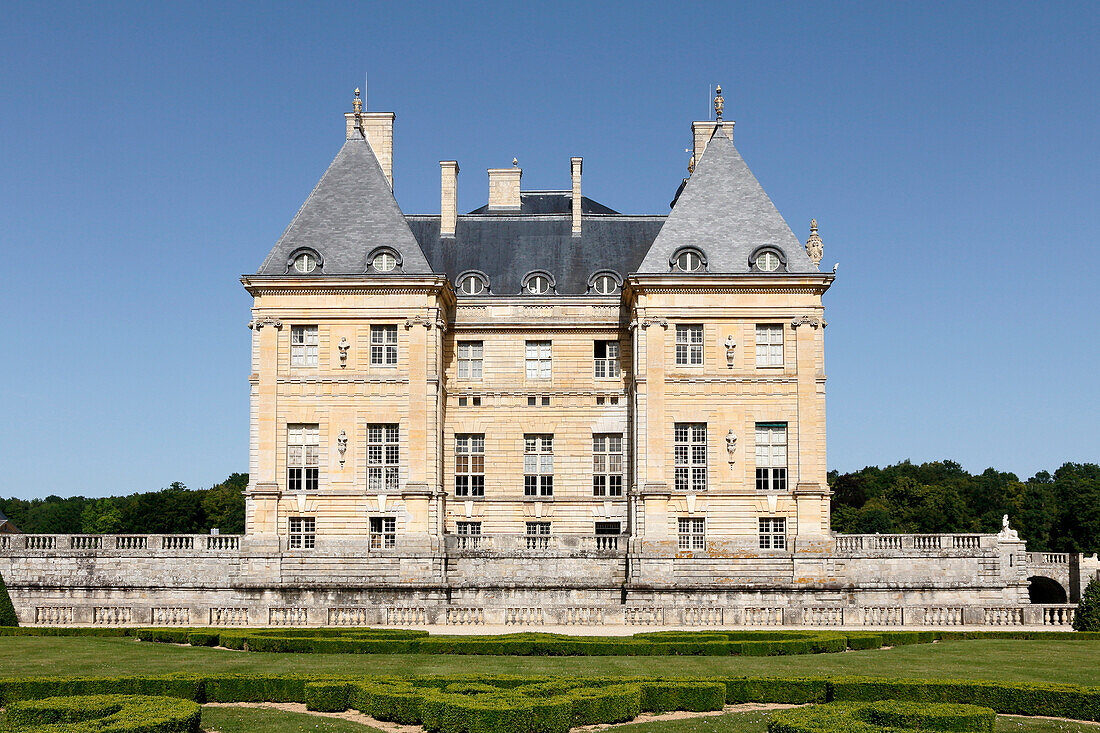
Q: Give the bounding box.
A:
[467,192,619,216]
[409,215,664,295]
[637,126,817,274]
[255,138,433,275]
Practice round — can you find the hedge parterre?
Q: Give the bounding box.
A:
[768,700,997,733]
[0,674,1098,733]
[4,693,202,733]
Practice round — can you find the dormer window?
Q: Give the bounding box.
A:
[522,271,555,295]
[456,271,489,295]
[749,246,787,273]
[368,247,402,273]
[671,248,706,272]
[589,271,622,295]
[288,249,322,274]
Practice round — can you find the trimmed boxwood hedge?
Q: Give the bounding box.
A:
[4,693,201,733]
[769,700,996,733]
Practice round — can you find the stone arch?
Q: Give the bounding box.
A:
[1028,575,1068,604]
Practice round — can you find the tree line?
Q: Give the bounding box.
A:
[0,462,1097,554]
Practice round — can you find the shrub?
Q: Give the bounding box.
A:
[0,570,19,627]
[305,681,352,712]
[1074,577,1100,632]
[4,694,201,733]
[768,700,995,733]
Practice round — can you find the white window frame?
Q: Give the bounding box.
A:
[755,324,784,367]
[526,275,551,295]
[288,516,316,549]
[524,434,554,497]
[372,251,397,272]
[455,434,485,497]
[368,424,400,492]
[674,423,707,491]
[594,340,621,378]
[759,517,787,550]
[675,325,704,366]
[287,424,319,492]
[369,516,396,550]
[290,325,318,368]
[592,274,618,295]
[673,250,704,272]
[458,274,486,295]
[592,434,624,497]
[525,521,551,549]
[457,341,483,380]
[370,325,398,366]
[755,423,788,492]
[525,340,552,380]
[678,517,705,550]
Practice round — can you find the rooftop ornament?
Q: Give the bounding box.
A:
[353,87,362,114]
[714,85,724,121]
[805,219,824,266]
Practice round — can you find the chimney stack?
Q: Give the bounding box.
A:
[571,157,583,235]
[487,159,522,211]
[440,161,459,238]
[345,95,396,191]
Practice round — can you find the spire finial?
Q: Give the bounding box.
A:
[353,87,362,114]
[714,84,724,121]
[805,218,824,266]
[512,157,518,168]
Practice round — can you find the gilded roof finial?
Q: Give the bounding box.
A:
[805,218,824,266]
[512,157,518,168]
[714,85,724,121]
[353,88,362,114]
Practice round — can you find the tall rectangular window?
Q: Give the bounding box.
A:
[674,423,707,491]
[594,340,621,378]
[678,518,705,550]
[457,341,483,379]
[525,340,552,379]
[368,424,400,492]
[290,326,318,367]
[525,521,551,549]
[287,424,319,492]
[455,434,485,497]
[524,434,554,496]
[755,423,788,492]
[755,324,784,367]
[370,325,398,366]
[369,517,396,549]
[675,325,704,366]
[288,517,315,550]
[759,517,787,550]
[456,521,482,549]
[592,434,624,497]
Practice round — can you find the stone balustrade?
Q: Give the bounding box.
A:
[1040,604,1076,626]
[443,533,626,555]
[1027,552,1070,565]
[2,534,244,556]
[834,533,990,554]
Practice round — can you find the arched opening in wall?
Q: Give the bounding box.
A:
[1028,575,1068,604]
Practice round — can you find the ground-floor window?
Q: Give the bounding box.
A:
[678,517,705,550]
[759,517,787,550]
[369,516,396,549]
[288,516,315,549]
[525,521,551,549]
[456,521,482,549]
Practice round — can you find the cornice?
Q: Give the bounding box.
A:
[241,275,454,301]
[624,274,834,297]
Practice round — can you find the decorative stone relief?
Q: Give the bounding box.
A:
[336,430,347,466]
[337,337,349,367]
[724,335,736,367]
[998,515,1020,541]
[628,317,669,330]
[248,316,283,330]
[726,430,737,466]
[790,315,825,329]
[805,219,823,266]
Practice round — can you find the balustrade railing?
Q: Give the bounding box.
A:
[1,534,245,555]
[444,533,627,553]
[1040,605,1076,626]
[1027,552,1070,565]
[833,533,989,554]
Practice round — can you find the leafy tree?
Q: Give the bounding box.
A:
[80,499,124,534]
[1073,577,1100,632]
[0,570,18,626]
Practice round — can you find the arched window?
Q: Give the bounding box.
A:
[367,247,402,273]
[287,248,323,274]
[748,246,787,273]
[670,247,706,273]
[456,271,490,295]
[588,270,622,295]
[521,271,555,295]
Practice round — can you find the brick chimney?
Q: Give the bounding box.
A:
[345,89,396,190]
[487,159,522,211]
[440,161,459,238]
[571,157,583,235]
[691,121,735,169]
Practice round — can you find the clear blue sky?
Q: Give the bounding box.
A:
[1,2,1096,499]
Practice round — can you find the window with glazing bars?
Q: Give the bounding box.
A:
[524,434,554,496]
[759,517,786,549]
[755,423,788,492]
[457,341,483,379]
[369,517,396,549]
[592,434,624,497]
[370,325,398,365]
[525,521,551,549]
[368,424,400,492]
[594,340,621,378]
[525,340,552,379]
[675,325,703,366]
[755,324,784,367]
[678,518,705,550]
[288,517,315,549]
[290,326,318,367]
[455,434,485,497]
[287,424,319,492]
[674,423,707,491]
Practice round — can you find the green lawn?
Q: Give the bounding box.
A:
[201,706,383,732]
[0,637,1098,687]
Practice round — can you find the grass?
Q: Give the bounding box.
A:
[0,637,1098,687]
[200,706,383,732]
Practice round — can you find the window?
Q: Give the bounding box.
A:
[525,340,552,379]
[755,423,788,492]
[591,273,619,295]
[290,326,318,367]
[457,341,483,379]
[455,434,485,497]
[292,251,318,273]
[287,424,319,492]
[674,423,707,491]
[592,434,624,497]
[755,324,783,367]
[596,395,620,406]
[456,521,481,549]
[675,325,704,366]
[672,248,705,272]
[372,251,397,272]
[757,250,781,272]
[525,274,552,295]
[759,517,787,549]
[457,273,487,295]
[457,396,482,407]
[368,424,400,492]
[526,395,551,406]
[595,521,621,550]
[525,521,551,549]
[370,325,398,366]
[369,517,396,550]
[595,521,621,535]
[288,517,315,549]
[524,434,554,497]
[678,518,705,550]
[594,340,621,378]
